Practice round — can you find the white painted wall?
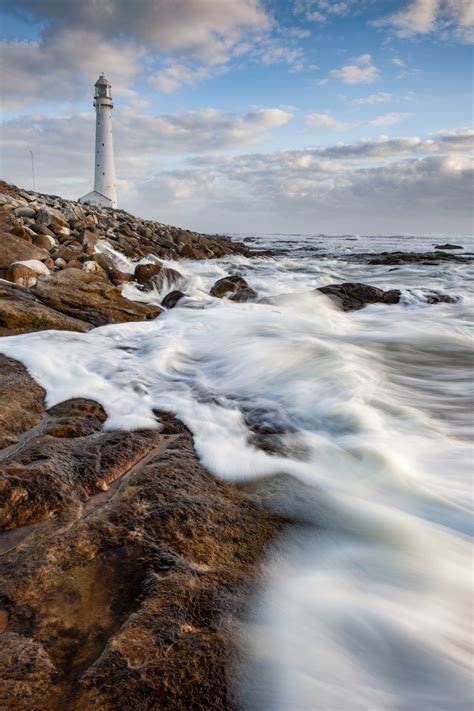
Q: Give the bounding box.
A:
[93,97,117,208]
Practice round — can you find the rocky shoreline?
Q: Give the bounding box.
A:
[0,183,465,708]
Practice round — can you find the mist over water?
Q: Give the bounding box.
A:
[1,233,473,709]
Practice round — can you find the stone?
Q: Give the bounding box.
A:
[230,287,258,302]
[14,206,36,218]
[11,225,32,243]
[134,262,162,285]
[0,386,284,709]
[6,260,49,288]
[210,275,249,298]
[317,282,401,311]
[31,268,162,327]
[0,354,46,449]
[0,280,92,334]
[139,266,183,293]
[32,233,55,250]
[30,223,55,238]
[434,243,463,250]
[161,290,186,309]
[0,232,49,272]
[80,229,99,255]
[54,258,67,269]
[367,251,467,265]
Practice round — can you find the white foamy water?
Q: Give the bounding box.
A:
[1,233,473,709]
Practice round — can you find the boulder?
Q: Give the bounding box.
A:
[161,290,186,309]
[32,233,55,250]
[434,243,463,250]
[317,282,401,311]
[0,280,92,334]
[11,225,32,243]
[31,268,162,327]
[0,232,49,272]
[230,287,258,302]
[134,262,162,285]
[6,260,49,288]
[0,354,46,449]
[14,206,36,219]
[140,266,183,292]
[210,275,249,298]
[30,223,55,238]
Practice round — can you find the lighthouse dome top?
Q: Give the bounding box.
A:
[95,73,111,86]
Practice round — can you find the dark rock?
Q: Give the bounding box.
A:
[317,282,401,311]
[14,206,36,219]
[0,280,92,335]
[161,290,186,309]
[210,275,249,298]
[434,243,463,250]
[230,287,258,302]
[368,251,465,265]
[30,223,56,238]
[31,269,162,327]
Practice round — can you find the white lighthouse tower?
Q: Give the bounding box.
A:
[79,74,117,209]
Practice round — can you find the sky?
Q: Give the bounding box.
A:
[0,0,473,235]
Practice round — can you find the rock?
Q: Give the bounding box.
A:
[0,232,49,272]
[11,225,32,243]
[210,275,249,298]
[30,223,55,238]
[161,290,186,309]
[0,280,92,334]
[14,206,36,218]
[317,282,401,311]
[54,258,67,269]
[0,355,46,449]
[134,262,162,285]
[32,233,55,250]
[230,287,258,302]
[36,207,69,229]
[108,268,133,285]
[31,268,162,327]
[434,243,463,250]
[421,290,459,304]
[6,260,49,288]
[82,260,105,275]
[139,266,183,293]
[367,251,466,265]
[80,229,99,255]
[0,384,284,709]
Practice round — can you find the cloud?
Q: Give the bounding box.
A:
[351,92,393,105]
[1,0,273,108]
[368,112,414,126]
[329,54,380,84]
[294,0,354,23]
[306,113,355,130]
[374,0,474,42]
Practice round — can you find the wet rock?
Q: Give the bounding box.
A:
[134,262,162,285]
[230,287,258,302]
[317,282,401,311]
[31,268,162,327]
[142,267,183,293]
[367,251,466,265]
[0,367,284,709]
[0,355,46,449]
[0,233,49,272]
[434,243,463,250]
[422,290,459,304]
[108,267,133,286]
[161,290,186,309]
[210,275,249,299]
[0,280,92,335]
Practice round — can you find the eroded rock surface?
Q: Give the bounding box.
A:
[0,358,285,710]
[317,282,401,311]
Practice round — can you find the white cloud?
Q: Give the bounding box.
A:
[306,113,355,130]
[149,64,215,94]
[294,0,354,23]
[368,112,414,126]
[329,54,380,84]
[351,92,393,105]
[374,0,474,42]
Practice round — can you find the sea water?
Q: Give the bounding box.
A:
[1,233,473,710]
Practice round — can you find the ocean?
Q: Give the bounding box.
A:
[1,233,472,710]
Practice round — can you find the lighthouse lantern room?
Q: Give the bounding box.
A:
[79,74,117,209]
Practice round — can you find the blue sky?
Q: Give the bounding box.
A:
[1,0,472,234]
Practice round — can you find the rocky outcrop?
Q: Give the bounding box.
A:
[0,180,253,335]
[317,282,401,311]
[210,276,258,302]
[0,358,285,710]
[0,280,92,335]
[367,251,470,265]
[31,269,161,327]
[434,243,463,250]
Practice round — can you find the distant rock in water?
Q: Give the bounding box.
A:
[367,251,469,265]
[434,243,463,250]
[317,282,401,311]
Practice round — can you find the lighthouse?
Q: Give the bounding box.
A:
[79,74,117,209]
